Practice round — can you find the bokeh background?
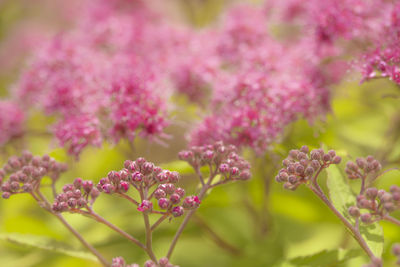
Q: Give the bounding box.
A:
[1,0,400,266]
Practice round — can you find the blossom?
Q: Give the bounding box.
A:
[54,115,102,158]
[0,101,25,145]
[360,2,400,85]
[13,0,179,156]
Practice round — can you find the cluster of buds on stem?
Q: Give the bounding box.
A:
[52,178,100,212]
[91,157,201,218]
[96,158,178,195]
[0,151,68,199]
[276,146,341,190]
[179,141,251,184]
[348,185,400,224]
[153,182,200,217]
[345,156,381,180]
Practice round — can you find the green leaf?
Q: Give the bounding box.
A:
[289,249,361,267]
[359,222,384,258]
[160,160,194,175]
[0,233,98,261]
[326,164,355,220]
[326,165,384,257]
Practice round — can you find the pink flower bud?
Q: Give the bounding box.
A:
[172,206,184,217]
[219,163,229,173]
[170,193,181,204]
[175,187,185,198]
[158,198,170,209]
[169,171,179,183]
[164,184,176,195]
[154,189,166,199]
[137,200,153,212]
[120,181,129,192]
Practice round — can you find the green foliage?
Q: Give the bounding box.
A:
[326,165,384,258]
[0,233,98,261]
[326,165,356,220]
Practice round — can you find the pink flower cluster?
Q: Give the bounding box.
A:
[13,0,179,157]
[360,2,400,84]
[1,151,68,199]
[188,0,399,153]
[188,4,340,154]
[7,0,400,157]
[0,101,25,145]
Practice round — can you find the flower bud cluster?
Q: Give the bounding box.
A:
[144,257,179,267]
[0,151,68,199]
[345,156,381,180]
[276,146,341,190]
[52,178,100,212]
[93,157,200,218]
[151,182,200,217]
[111,257,139,267]
[96,158,179,195]
[348,185,400,224]
[178,141,251,183]
[392,243,400,265]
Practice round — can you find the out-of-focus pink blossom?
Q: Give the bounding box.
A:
[54,115,102,157]
[360,2,400,85]
[188,4,340,154]
[0,101,25,145]
[14,0,179,156]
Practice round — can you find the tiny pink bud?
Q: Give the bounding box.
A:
[230,167,239,176]
[360,213,372,224]
[132,172,143,183]
[2,192,11,199]
[158,198,170,209]
[175,187,185,198]
[164,184,176,195]
[332,156,341,164]
[120,181,129,192]
[219,163,229,173]
[172,206,184,217]
[170,193,181,204]
[137,200,153,212]
[348,206,360,217]
[169,171,179,183]
[154,189,166,199]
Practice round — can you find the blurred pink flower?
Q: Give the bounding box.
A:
[0,101,25,145]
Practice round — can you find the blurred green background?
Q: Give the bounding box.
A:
[1,0,400,266]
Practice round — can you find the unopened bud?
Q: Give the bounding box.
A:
[158,198,170,209]
[365,188,378,199]
[172,206,184,217]
[332,156,341,164]
[322,154,331,162]
[348,206,360,217]
[360,213,372,223]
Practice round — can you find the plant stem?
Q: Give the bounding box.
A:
[140,187,157,263]
[166,181,211,259]
[143,212,158,262]
[117,193,139,206]
[88,210,146,250]
[383,215,400,226]
[54,213,109,267]
[307,184,376,260]
[32,191,109,266]
[151,214,169,231]
[193,214,241,255]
